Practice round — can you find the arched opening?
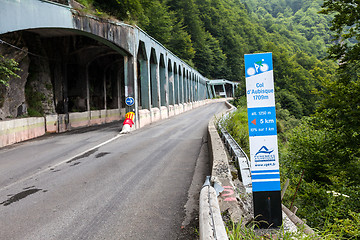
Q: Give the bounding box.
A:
[137,41,150,110]
[150,48,159,108]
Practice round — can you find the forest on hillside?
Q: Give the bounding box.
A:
[81,0,359,238]
[76,0,338,119]
[1,0,359,238]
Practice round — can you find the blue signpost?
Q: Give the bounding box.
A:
[125,97,135,106]
[245,52,282,228]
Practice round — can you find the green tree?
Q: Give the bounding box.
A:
[0,54,20,86]
[316,0,360,184]
[320,0,360,64]
[93,0,145,22]
[138,0,172,45]
[167,20,195,62]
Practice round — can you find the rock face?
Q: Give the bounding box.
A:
[0,32,56,120]
[23,32,56,116]
[0,33,29,120]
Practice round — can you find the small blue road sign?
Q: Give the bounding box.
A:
[125,97,134,106]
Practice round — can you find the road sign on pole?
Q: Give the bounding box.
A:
[125,97,135,106]
[245,52,282,228]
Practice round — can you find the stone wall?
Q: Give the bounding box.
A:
[0,32,56,119]
[0,33,29,120]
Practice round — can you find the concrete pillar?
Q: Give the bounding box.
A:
[128,55,138,127]
[168,68,174,105]
[188,76,191,102]
[192,77,195,102]
[63,63,69,126]
[179,70,183,103]
[184,73,188,103]
[190,77,194,102]
[195,78,198,101]
[117,68,121,110]
[188,77,191,102]
[103,70,107,110]
[174,70,179,104]
[124,56,135,113]
[124,56,132,113]
[222,84,227,98]
[204,82,207,99]
[86,64,90,111]
[202,82,205,100]
[195,78,199,101]
[202,83,205,100]
[160,62,166,107]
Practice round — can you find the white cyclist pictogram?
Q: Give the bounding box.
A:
[247,59,269,76]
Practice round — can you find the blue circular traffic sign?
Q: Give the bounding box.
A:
[125,97,135,106]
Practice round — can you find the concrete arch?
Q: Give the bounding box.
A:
[0,0,241,134]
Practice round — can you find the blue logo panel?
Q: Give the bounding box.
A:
[245,52,273,78]
[248,106,277,136]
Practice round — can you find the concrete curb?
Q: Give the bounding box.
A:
[199,183,229,240]
[199,100,234,240]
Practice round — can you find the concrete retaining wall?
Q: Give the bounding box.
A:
[89,110,106,125]
[138,109,151,128]
[69,112,90,129]
[0,99,228,149]
[106,109,123,123]
[168,105,175,117]
[0,108,124,148]
[151,107,161,123]
[160,106,168,119]
[45,114,58,133]
[0,117,45,147]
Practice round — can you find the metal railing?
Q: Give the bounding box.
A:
[218,109,252,193]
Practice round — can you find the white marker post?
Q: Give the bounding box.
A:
[245,52,282,228]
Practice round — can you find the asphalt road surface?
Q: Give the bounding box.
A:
[0,102,228,240]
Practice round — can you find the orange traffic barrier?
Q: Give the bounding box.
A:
[121,112,135,133]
